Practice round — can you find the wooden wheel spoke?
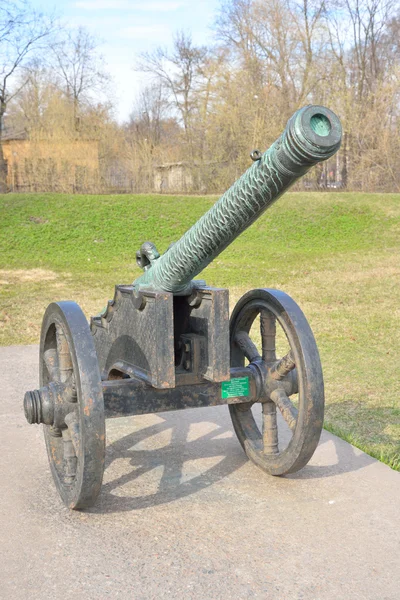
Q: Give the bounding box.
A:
[262,401,279,454]
[270,350,296,380]
[234,330,261,362]
[63,373,77,402]
[270,388,298,431]
[260,310,276,362]
[65,411,80,456]
[56,326,73,383]
[61,428,77,482]
[43,348,60,382]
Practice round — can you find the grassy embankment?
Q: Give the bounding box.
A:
[1,192,399,469]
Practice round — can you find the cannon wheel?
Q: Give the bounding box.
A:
[40,302,105,509]
[229,289,324,475]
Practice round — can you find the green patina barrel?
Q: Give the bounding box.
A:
[134,105,342,293]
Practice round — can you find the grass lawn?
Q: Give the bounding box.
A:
[1,191,399,470]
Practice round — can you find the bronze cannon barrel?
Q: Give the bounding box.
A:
[134,105,342,293]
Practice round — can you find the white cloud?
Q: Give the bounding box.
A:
[75,1,185,11]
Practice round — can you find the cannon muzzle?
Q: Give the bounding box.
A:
[134,105,342,293]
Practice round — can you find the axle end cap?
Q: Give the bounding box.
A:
[24,390,42,424]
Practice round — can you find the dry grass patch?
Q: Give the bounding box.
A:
[0,268,61,284]
[0,273,111,346]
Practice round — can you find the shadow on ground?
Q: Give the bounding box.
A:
[91,407,377,514]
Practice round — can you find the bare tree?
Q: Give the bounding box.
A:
[215,0,264,89]
[323,0,397,187]
[137,31,209,158]
[6,63,72,138]
[128,83,168,148]
[325,0,395,98]
[216,0,326,113]
[376,10,400,72]
[0,0,56,191]
[50,27,110,131]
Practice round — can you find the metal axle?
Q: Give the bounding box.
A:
[24,363,298,425]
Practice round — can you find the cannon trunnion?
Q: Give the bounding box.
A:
[23,105,342,509]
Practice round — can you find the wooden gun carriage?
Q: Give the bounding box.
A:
[23,105,342,509]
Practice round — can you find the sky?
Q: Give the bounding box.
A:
[33,0,222,122]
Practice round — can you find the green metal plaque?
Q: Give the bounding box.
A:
[221,377,250,399]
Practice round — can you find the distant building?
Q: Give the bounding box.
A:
[153,162,193,193]
[1,128,100,192]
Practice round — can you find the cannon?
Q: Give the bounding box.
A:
[23,105,342,509]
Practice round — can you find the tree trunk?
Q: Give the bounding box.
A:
[341,132,348,189]
[0,146,7,193]
[0,102,8,193]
